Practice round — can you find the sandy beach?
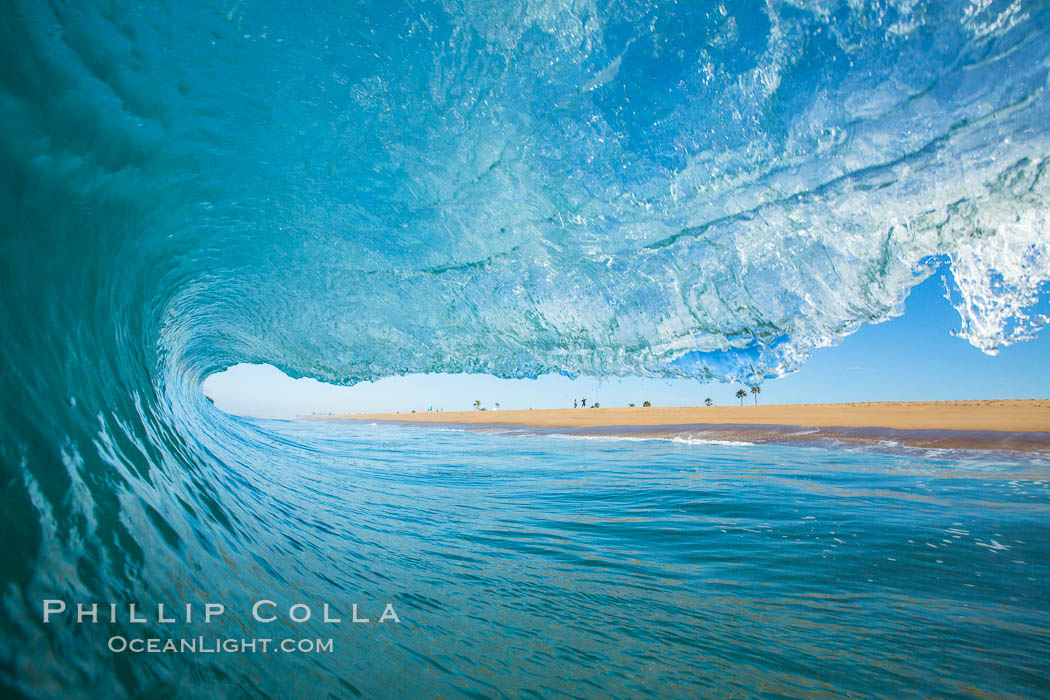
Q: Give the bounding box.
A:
[324,399,1050,432]
[319,400,1050,451]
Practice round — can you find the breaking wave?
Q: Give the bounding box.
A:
[1,0,1049,695]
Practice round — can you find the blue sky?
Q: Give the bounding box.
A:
[205,273,1050,418]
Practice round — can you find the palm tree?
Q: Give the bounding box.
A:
[704,397,713,406]
[751,386,761,405]
[474,400,481,410]
[735,389,747,405]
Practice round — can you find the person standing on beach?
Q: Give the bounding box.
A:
[581,398,586,407]
[574,399,577,408]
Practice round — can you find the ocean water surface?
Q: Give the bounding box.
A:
[3,0,1050,696]
[15,413,1050,697]
[267,421,1050,697]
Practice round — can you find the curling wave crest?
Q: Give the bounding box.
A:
[4,0,1049,389]
[2,1,1050,695]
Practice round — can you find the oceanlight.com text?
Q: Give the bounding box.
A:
[107,636,334,654]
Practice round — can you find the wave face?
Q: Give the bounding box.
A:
[1,0,1049,696]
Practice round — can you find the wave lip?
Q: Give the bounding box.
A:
[6,0,1050,390]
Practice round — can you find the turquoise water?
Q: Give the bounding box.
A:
[3,0,1050,696]
[14,413,1050,697]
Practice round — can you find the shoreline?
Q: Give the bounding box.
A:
[314,399,1050,453]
